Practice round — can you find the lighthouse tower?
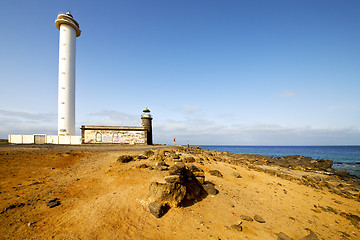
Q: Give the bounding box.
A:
[141,108,153,145]
[55,12,81,136]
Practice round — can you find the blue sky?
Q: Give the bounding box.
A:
[0,0,359,145]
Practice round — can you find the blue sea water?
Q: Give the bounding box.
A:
[198,145,360,177]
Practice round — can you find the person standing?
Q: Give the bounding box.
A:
[187,141,189,147]
[173,138,176,145]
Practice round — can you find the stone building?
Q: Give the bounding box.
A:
[81,108,153,145]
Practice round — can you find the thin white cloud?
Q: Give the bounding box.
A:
[154,118,360,145]
[0,109,55,122]
[85,110,140,126]
[177,105,202,117]
[278,91,297,97]
[1,109,358,146]
[0,109,57,137]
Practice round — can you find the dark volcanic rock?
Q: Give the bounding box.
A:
[169,163,185,175]
[202,183,218,195]
[300,232,319,240]
[149,202,168,218]
[232,172,242,178]
[230,224,243,232]
[156,161,169,171]
[144,150,154,157]
[278,232,294,240]
[187,164,203,173]
[47,198,61,208]
[138,164,149,168]
[273,155,333,171]
[185,157,195,163]
[209,170,223,178]
[117,155,133,163]
[254,214,265,223]
[1,202,25,214]
[149,182,186,207]
[240,215,253,221]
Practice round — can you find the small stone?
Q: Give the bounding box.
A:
[203,183,218,195]
[117,155,133,163]
[209,170,223,178]
[311,209,321,213]
[156,166,168,171]
[144,150,154,157]
[28,222,36,227]
[240,215,253,221]
[232,172,242,178]
[47,198,60,208]
[149,202,168,218]
[230,224,242,232]
[138,164,149,168]
[156,161,169,167]
[300,232,319,240]
[185,157,195,163]
[278,232,293,240]
[254,214,265,223]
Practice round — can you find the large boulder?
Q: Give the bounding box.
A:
[149,182,186,207]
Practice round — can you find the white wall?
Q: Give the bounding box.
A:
[8,135,81,145]
[8,135,23,144]
[47,135,59,144]
[23,135,35,144]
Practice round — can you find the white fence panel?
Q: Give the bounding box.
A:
[8,135,22,144]
[23,135,34,144]
[70,136,81,144]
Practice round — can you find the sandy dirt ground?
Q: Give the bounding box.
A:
[0,144,359,240]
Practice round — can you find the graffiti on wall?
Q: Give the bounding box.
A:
[84,130,146,144]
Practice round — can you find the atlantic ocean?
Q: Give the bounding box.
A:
[198,145,360,177]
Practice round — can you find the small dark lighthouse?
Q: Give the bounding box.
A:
[141,108,153,145]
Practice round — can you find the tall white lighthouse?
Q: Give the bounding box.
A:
[55,12,81,136]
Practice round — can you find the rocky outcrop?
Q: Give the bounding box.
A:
[149,182,186,208]
[148,162,217,217]
[272,155,333,171]
[167,146,360,201]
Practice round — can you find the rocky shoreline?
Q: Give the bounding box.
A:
[139,146,360,202]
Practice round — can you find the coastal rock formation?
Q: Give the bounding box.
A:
[148,161,216,217]
[172,146,360,202]
[273,155,333,171]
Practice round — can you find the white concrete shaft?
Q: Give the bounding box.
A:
[58,24,76,135]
